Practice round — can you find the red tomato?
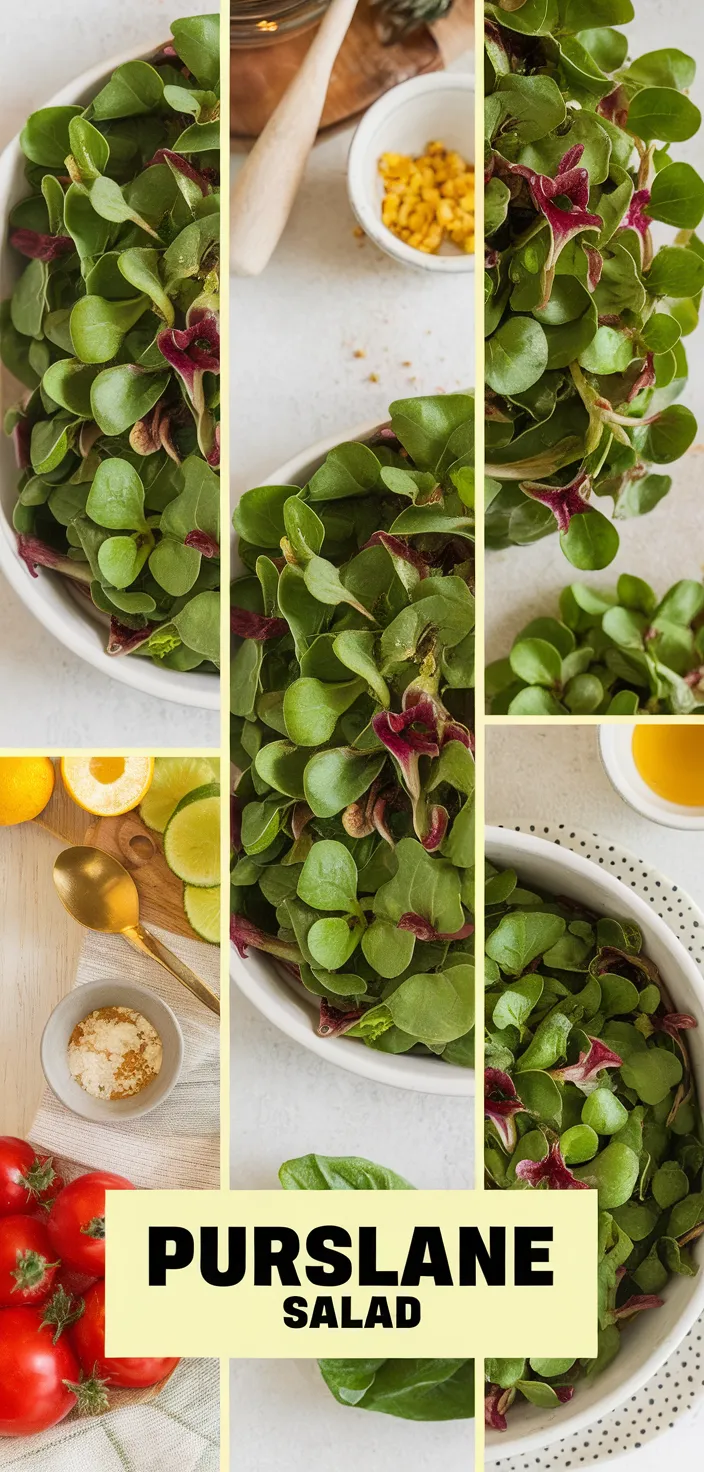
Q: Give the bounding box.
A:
[71,1280,180,1389]
[0,1306,79,1436]
[46,1172,134,1276]
[0,1138,64,1217]
[0,1216,59,1308]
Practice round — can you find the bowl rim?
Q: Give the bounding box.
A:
[599,725,704,832]
[347,71,475,275]
[40,976,185,1121]
[0,39,220,711]
[484,824,704,1460]
[231,421,474,1095]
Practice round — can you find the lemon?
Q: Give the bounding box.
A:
[184,884,220,944]
[61,755,154,816]
[0,757,55,825]
[163,783,220,887]
[140,756,220,834]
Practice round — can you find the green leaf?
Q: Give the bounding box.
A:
[486,318,549,395]
[86,458,146,530]
[647,246,704,298]
[70,294,149,364]
[90,365,169,435]
[303,748,387,818]
[509,637,561,688]
[332,630,390,707]
[90,61,164,119]
[68,116,109,180]
[283,677,365,746]
[20,106,82,167]
[649,163,704,230]
[118,248,175,325]
[11,259,48,339]
[632,404,697,463]
[626,48,696,91]
[486,912,566,978]
[171,14,220,89]
[560,510,619,570]
[565,0,633,23]
[361,919,416,980]
[172,591,220,663]
[307,443,380,501]
[627,87,701,144]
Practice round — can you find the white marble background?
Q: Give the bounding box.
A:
[0,0,219,746]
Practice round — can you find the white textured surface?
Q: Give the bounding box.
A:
[229,1358,474,1472]
[229,984,474,1469]
[486,3,704,666]
[0,0,219,746]
[487,725,704,1466]
[231,56,474,497]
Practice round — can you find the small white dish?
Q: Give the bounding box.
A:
[484,825,704,1461]
[41,978,184,1122]
[0,43,219,710]
[347,72,475,274]
[599,725,704,831]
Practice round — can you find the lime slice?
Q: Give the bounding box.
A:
[140,757,220,834]
[163,782,220,887]
[184,884,220,944]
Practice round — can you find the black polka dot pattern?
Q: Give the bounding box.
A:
[490,823,704,1469]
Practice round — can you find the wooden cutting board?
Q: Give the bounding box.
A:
[1,767,208,1135]
[231,0,474,140]
[34,777,199,942]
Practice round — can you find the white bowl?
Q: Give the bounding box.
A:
[484,825,704,1462]
[599,725,704,831]
[231,423,473,1096]
[347,72,475,274]
[0,43,219,710]
[41,977,184,1122]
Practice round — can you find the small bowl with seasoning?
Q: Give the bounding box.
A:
[40,979,184,1122]
[347,71,475,274]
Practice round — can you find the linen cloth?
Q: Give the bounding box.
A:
[0,924,221,1470]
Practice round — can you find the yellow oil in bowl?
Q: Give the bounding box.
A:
[632,725,704,806]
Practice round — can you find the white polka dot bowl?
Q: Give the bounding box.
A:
[484,825,704,1464]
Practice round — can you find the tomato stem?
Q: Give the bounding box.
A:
[81,1214,106,1241]
[63,1371,111,1417]
[41,1284,85,1343]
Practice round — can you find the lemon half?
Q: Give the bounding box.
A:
[61,756,154,816]
[0,757,55,825]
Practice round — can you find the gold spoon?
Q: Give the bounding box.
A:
[53,846,220,1017]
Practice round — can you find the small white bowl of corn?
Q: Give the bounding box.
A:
[347,71,475,273]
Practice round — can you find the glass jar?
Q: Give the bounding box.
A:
[230,1,331,48]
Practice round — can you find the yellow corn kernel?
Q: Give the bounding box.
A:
[378,141,474,256]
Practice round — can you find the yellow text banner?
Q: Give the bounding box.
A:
[105,1190,598,1359]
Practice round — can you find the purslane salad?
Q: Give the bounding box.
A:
[484,862,702,1429]
[0,15,220,671]
[485,2,702,572]
[231,395,475,1066]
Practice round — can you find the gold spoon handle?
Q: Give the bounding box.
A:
[123,924,220,1017]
